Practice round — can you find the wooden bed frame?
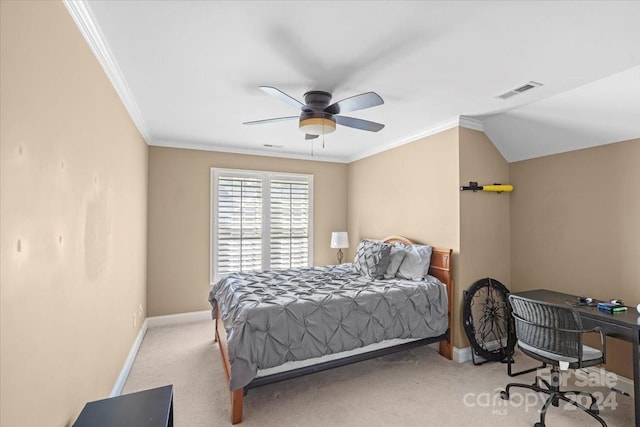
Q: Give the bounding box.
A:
[213,235,454,424]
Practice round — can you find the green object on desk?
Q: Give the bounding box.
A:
[597,302,628,313]
[599,307,628,313]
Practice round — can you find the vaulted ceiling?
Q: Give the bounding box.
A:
[66,1,640,163]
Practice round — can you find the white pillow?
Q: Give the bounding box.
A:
[396,245,432,281]
[384,244,408,279]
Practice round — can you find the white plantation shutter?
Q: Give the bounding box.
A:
[212,169,313,282]
[216,176,263,274]
[269,178,309,269]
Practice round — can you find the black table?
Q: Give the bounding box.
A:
[73,385,173,427]
[513,289,640,426]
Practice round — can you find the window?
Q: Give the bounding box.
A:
[211,168,313,283]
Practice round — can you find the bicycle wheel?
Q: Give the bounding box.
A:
[462,278,516,362]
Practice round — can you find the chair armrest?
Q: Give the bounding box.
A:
[584,326,606,364]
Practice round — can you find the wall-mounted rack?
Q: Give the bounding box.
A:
[460,182,513,193]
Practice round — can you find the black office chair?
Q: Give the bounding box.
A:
[501,295,608,427]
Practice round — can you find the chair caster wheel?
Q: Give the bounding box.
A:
[500,390,509,400]
[534,423,545,427]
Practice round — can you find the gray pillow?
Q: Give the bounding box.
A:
[351,240,392,279]
[384,244,408,279]
[396,244,432,281]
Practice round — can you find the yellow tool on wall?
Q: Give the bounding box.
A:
[460,182,513,193]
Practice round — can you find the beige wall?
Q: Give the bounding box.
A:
[347,128,460,250]
[458,128,511,346]
[347,128,463,345]
[147,146,347,316]
[347,127,513,349]
[510,138,640,379]
[1,2,635,424]
[0,2,148,426]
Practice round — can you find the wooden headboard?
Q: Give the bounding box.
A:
[381,235,454,360]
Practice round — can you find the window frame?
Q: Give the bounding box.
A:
[210,168,314,284]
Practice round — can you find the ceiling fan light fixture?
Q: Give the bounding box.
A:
[299,117,336,135]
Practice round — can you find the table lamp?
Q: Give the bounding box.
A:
[330,232,349,264]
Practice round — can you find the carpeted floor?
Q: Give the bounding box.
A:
[123,320,634,426]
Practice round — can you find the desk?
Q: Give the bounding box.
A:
[73,385,173,427]
[513,289,640,426]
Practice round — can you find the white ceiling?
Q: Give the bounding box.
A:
[66,1,640,163]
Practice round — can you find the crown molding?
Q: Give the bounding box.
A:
[348,117,459,162]
[348,116,485,163]
[459,116,484,131]
[151,115,485,164]
[151,139,349,164]
[63,0,152,144]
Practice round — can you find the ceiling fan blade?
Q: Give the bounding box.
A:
[260,86,306,111]
[243,116,299,125]
[325,92,383,115]
[335,116,385,132]
[305,134,319,140]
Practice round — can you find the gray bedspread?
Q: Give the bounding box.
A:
[209,264,448,390]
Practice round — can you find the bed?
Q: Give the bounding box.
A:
[209,235,454,424]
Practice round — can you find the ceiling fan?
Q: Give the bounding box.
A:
[243,86,385,140]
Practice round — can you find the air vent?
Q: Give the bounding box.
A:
[496,81,543,100]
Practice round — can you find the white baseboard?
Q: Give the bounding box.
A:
[146,310,212,328]
[455,346,634,397]
[110,318,148,397]
[455,340,510,364]
[584,366,635,398]
[427,342,468,362]
[612,372,634,397]
[423,343,469,363]
[110,310,212,396]
[454,345,474,363]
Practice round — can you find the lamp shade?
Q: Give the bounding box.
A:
[330,232,349,249]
